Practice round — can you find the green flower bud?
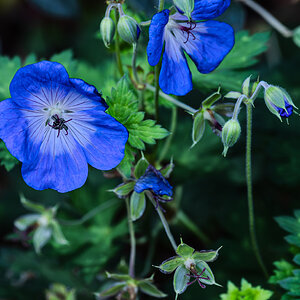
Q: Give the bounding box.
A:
[100,17,115,48]
[173,0,195,20]
[222,119,241,157]
[117,15,140,45]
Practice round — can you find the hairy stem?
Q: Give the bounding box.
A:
[146,84,197,114]
[237,0,293,38]
[114,9,124,77]
[246,103,269,279]
[158,0,165,11]
[125,197,136,278]
[146,192,177,251]
[154,66,160,121]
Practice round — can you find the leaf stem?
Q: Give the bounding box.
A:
[158,106,177,163]
[132,43,140,84]
[246,103,269,279]
[154,66,160,121]
[146,191,177,251]
[237,0,293,38]
[125,197,136,278]
[146,84,197,114]
[158,0,165,11]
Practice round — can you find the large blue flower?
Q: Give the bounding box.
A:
[0,61,128,192]
[147,0,234,96]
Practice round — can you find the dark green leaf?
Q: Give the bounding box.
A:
[139,281,167,298]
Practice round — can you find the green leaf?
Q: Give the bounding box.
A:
[220,279,273,300]
[173,265,189,294]
[117,144,135,179]
[130,191,146,221]
[192,111,205,147]
[176,242,194,258]
[33,226,52,254]
[51,220,69,246]
[293,26,300,48]
[192,246,222,262]
[134,154,149,179]
[138,281,167,298]
[106,272,132,281]
[224,91,242,99]
[0,141,18,172]
[96,282,127,298]
[280,276,300,296]
[20,194,46,213]
[275,216,300,235]
[269,260,294,284]
[14,214,40,231]
[294,254,300,266]
[111,181,135,198]
[159,256,184,274]
[242,75,252,97]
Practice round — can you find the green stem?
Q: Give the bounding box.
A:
[146,191,177,251]
[158,106,177,163]
[114,9,124,77]
[246,103,269,279]
[146,84,197,114]
[125,197,136,278]
[132,43,140,84]
[154,66,160,121]
[158,0,165,11]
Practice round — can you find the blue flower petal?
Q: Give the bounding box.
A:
[68,109,128,170]
[183,20,234,73]
[21,130,88,193]
[134,165,173,197]
[159,39,193,96]
[192,0,231,20]
[147,9,170,66]
[70,78,108,111]
[276,101,293,118]
[9,61,71,109]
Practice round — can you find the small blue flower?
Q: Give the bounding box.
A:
[276,102,293,118]
[134,165,173,210]
[147,0,234,96]
[134,165,173,196]
[0,61,128,193]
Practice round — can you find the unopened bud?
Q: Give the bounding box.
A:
[264,84,296,120]
[117,15,140,44]
[100,17,115,48]
[222,119,241,157]
[173,0,195,20]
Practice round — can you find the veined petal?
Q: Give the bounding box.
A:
[159,35,192,96]
[70,78,108,111]
[9,61,71,109]
[147,9,170,66]
[67,109,128,170]
[21,129,88,193]
[182,20,234,73]
[192,0,231,20]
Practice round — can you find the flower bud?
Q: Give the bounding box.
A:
[117,15,140,44]
[222,119,241,157]
[173,0,195,20]
[264,85,295,120]
[100,17,115,48]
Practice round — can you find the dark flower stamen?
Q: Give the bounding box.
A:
[181,21,197,44]
[48,114,72,138]
[186,267,210,288]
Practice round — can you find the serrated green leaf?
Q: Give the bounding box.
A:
[269,260,294,284]
[138,281,167,298]
[280,277,300,296]
[275,216,300,234]
[173,265,189,294]
[294,254,300,266]
[130,191,146,221]
[159,256,184,274]
[0,141,18,172]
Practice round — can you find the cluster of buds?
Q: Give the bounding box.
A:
[100,2,140,48]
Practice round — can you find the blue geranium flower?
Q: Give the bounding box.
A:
[147,0,234,96]
[134,165,173,209]
[0,61,128,193]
